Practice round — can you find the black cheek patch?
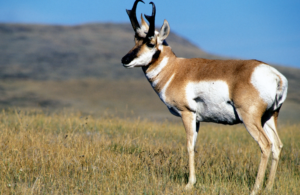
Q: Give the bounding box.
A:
[130,47,140,57]
[121,47,140,64]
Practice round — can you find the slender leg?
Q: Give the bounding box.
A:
[181,111,198,190]
[238,110,272,195]
[245,121,272,195]
[264,112,283,191]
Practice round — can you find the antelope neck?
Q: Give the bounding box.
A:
[142,46,176,92]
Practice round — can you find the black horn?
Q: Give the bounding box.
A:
[126,0,145,32]
[144,2,156,39]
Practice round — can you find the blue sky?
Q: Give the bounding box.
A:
[0,0,300,68]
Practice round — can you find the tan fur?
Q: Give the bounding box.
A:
[142,45,282,194]
[144,46,265,113]
[143,45,279,194]
[265,109,283,191]
[123,10,286,193]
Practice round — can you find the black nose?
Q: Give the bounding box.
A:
[121,55,132,65]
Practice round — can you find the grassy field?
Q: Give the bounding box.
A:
[0,109,299,194]
[1,22,299,194]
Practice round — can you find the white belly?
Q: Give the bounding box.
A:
[186,81,241,124]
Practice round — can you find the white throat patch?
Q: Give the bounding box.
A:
[159,73,175,102]
[146,57,169,79]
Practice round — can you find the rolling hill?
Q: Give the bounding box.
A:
[0,23,299,123]
[0,23,221,80]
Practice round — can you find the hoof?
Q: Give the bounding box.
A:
[185,183,194,190]
[250,188,259,195]
[265,183,273,192]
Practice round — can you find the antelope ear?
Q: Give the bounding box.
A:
[159,20,170,41]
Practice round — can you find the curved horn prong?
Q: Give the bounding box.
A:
[126,0,145,32]
[140,14,149,31]
[144,2,156,39]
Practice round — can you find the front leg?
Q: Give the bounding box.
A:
[181,111,199,190]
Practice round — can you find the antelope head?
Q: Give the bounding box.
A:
[121,0,170,68]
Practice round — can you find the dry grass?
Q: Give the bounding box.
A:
[0,109,299,194]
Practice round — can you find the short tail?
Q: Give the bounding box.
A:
[275,73,288,110]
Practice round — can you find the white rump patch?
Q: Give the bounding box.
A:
[251,64,287,109]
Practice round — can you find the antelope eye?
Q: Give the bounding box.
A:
[146,42,155,48]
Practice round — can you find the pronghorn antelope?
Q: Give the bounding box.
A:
[121,1,288,194]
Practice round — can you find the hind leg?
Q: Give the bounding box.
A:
[263,110,283,191]
[237,108,272,195]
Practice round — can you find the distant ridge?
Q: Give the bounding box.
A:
[0,23,299,106]
[0,23,222,80]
